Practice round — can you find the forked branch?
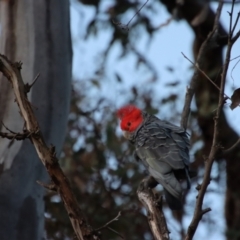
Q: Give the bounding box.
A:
[137,177,169,240]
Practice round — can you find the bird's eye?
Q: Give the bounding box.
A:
[127,122,131,126]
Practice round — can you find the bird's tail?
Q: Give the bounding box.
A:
[164,188,182,210]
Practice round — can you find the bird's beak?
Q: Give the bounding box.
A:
[122,131,130,139]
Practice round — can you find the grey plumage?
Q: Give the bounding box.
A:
[129,112,192,210]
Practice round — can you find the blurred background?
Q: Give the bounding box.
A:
[45,1,240,239]
[0,0,240,240]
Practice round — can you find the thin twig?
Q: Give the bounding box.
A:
[30,73,40,87]
[222,137,240,156]
[126,0,149,27]
[230,1,240,43]
[0,121,30,140]
[229,55,240,62]
[153,16,173,30]
[107,227,124,239]
[201,208,211,215]
[221,54,240,83]
[231,58,240,81]
[25,73,40,93]
[185,1,224,239]
[232,29,240,43]
[181,52,230,100]
[0,131,29,140]
[1,121,18,134]
[229,0,235,36]
[36,180,57,191]
[112,0,149,31]
[95,212,122,232]
[231,11,240,34]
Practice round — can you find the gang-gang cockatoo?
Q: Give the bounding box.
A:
[117,105,194,210]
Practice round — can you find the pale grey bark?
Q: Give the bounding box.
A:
[0,0,72,239]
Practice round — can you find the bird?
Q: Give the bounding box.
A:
[117,104,194,210]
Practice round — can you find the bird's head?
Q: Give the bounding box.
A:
[117,105,143,133]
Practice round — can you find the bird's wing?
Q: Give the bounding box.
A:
[134,115,190,199]
[135,115,190,169]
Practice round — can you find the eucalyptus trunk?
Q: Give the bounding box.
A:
[0,1,72,239]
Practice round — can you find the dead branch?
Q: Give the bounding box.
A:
[95,212,124,239]
[222,137,240,156]
[137,177,169,240]
[181,52,227,98]
[25,73,40,93]
[0,131,30,140]
[153,16,173,31]
[36,180,57,191]
[0,54,100,240]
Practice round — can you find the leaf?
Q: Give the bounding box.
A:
[165,81,180,87]
[115,73,122,82]
[90,79,100,88]
[165,66,174,72]
[161,94,178,104]
[230,88,240,110]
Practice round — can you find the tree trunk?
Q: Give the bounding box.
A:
[0,1,72,239]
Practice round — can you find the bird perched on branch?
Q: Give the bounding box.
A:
[117,105,194,210]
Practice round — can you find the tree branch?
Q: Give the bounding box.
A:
[222,137,240,156]
[95,212,124,239]
[0,131,30,140]
[112,0,149,31]
[24,73,40,93]
[0,54,100,240]
[184,1,239,239]
[137,177,169,240]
